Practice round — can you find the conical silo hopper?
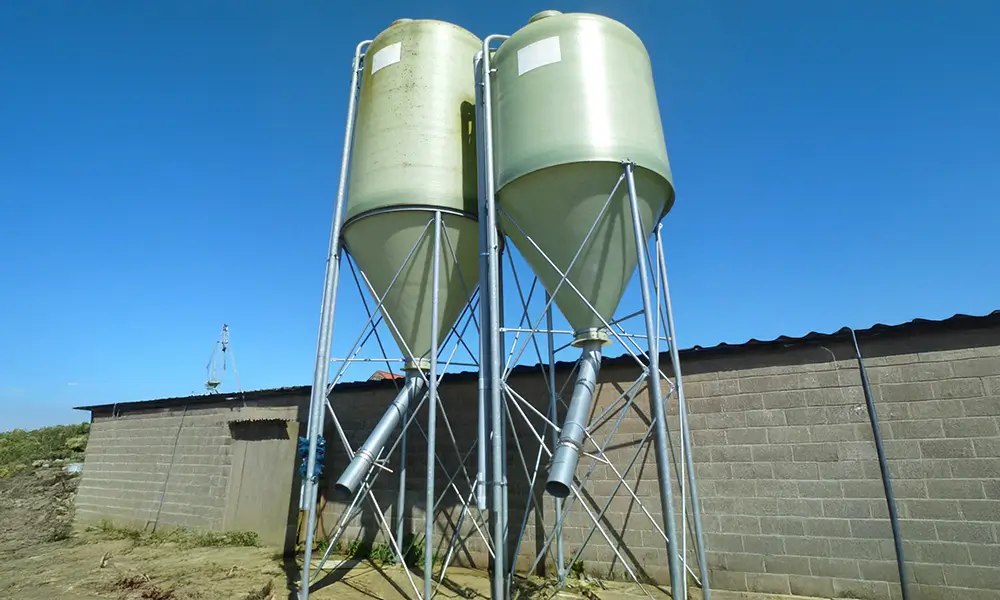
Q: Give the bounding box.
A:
[490,11,675,498]
[335,19,482,496]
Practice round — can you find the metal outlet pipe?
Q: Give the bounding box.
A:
[334,372,425,496]
[546,340,603,498]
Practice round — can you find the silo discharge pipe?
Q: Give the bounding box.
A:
[546,340,603,498]
[335,372,426,497]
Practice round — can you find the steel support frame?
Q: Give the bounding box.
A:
[301,40,492,600]
[304,217,492,600]
[476,35,710,599]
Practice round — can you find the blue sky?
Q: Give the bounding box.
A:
[1,1,997,431]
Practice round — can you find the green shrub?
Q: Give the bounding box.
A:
[369,542,396,566]
[0,464,28,478]
[402,534,441,568]
[345,539,364,559]
[89,520,259,548]
[0,422,90,475]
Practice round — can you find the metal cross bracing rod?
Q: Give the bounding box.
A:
[503,382,657,600]
[310,316,493,598]
[496,165,684,588]
[496,202,673,381]
[317,379,494,564]
[489,185,671,386]
[304,204,490,600]
[317,268,487,524]
[324,251,483,474]
[499,249,668,390]
[321,215,434,392]
[499,253,667,587]
[655,223,712,600]
[496,266,704,590]
[495,226,673,384]
[322,244,481,413]
[482,163,711,599]
[507,366,701,591]
[505,346,707,593]
[330,284,493,575]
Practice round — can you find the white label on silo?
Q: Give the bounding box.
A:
[517,36,561,76]
[371,42,402,75]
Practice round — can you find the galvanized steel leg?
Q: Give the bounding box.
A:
[300,40,370,600]
[624,162,683,597]
[474,51,490,515]
[397,402,410,544]
[657,225,712,599]
[480,35,511,600]
[424,211,443,599]
[546,295,565,579]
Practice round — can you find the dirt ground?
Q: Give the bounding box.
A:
[0,468,292,600]
[0,467,77,553]
[0,469,803,600]
[0,469,505,600]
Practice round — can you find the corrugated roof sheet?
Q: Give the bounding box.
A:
[75,310,999,412]
[685,310,1000,354]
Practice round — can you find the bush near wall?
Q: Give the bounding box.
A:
[0,423,90,477]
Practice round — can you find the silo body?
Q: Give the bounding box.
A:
[490,11,675,498]
[342,19,481,370]
[336,19,482,495]
[490,11,675,344]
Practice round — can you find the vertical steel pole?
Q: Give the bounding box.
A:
[657,225,712,600]
[396,403,409,544]
[474,52,489,513]
[498,259,510,590]
[481,34,509,600]
[300,40,369,600]
[546,294,565,578]
[624,162,682,596]
[424,211,443,599]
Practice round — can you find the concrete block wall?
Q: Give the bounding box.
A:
[675,326,1000,600]
[77,395,303,546]
[75,317,998,600]
[77,405,235,530]
[319,321,999,600]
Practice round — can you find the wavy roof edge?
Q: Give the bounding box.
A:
[75,309,999,412]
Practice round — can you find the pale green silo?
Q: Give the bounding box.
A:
[491,10,675,347]
[336,19,482,497]
[342,18,481,372]
[489,10,675,499]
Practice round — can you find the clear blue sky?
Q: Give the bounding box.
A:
[1,1,997,431]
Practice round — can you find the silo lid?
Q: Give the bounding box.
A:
[528,10,562,23]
